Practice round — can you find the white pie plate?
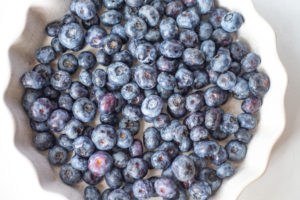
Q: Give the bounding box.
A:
[4,0,288,199]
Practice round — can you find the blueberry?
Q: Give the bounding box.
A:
[138,5,160,27]
[231,78,250,100]
[210,129,228,141]
[190,126,209,142]
[83,170,103,185]
[219,114,239,135]
[43,86,59,100]
[173,124,189,143]
[58,93,73,111]
[91,124,116,151]
[179,30,199,49]
[158,142,179,159]
[92,0,102,10]
[57,53,78,74]
[125,158,148,179]
[95,51,110,67]
[171,155,196,182]
[69,82,88,100]
[88,151,113,177]
[166,0,184,17]
[201,40,216,62]
[51,37,66,54]
[74,0,97,20]
[176,9,200,29]
[111,25,128,44]
[71,154,88,171]
[129,139,143,157]
[35,46,56,64]
[197,0,214,14]
[101,10,122,26]
[160,120,179,141]
[204,86,228,107]
[47,109,71,132]
[113,50,133,66]
[122,168,135,184]
[30,119,49,132]
[84,186,101,200]
[78,52,97,70]
[154,177,177,199]
[204,107,223,131]
[178,137,192,152]
[105,168,123,189]
[102,189,113,200]
[100,113,119,125]
[48,145,69,166]
[151,0,164,15]
[21,71,47,89]
[186,92,205,113]
[182,48,205,70]
[64,119,84,140]
[113,92,126,112]
[188,181,212,200]
[91,69,106,88]
[225,140,247,161]
[113,151,129,169]
[116,128,133,149]
[211,54,231,73]
[122,104,141,121]
[241,96,262,113]
[133,179,154,199]
[22,89,43,111]
[59,23,84,49]
[212,28,233,47]
[229,61,241,75]
[217,71,237,90]
[157,84,172,100]
[82,15,100,30]
[79,70,92,87]
[119,118,140,135]
[125,17,148,39]
[123,5,139,20]
[142,95,164,119]
[102,34,123,55]
[221,11,244,32]
[85,25,107,48]
[248,72,270,97]
[45,21,61,37]
[104,0,124,9]
[209,8,227,28]
[175,68,194,89]
[197,21,212,41]
[145,28,161,42]
[89,88,105,106]
[193,70,209,89]
[107,62,131,86]
[33,132,56,151]
[72,97,96,123]
[153,114,170,130]
[28,97,53,122]
[135,64,157,89]
[216,162,235,179]
[62,13,78,24]
[159,17,179,40]
[198,168,222,192]
[189,153,208,169]
[73,136,95,157]
[108,189,131,200]
[143,151,154,169]
[125,0,143,7]
[234,128,252,144]
[57,134,73,152]
[230,42,248,61]
[194,140,220,158]
[160,40,184,59]
[50,70,72,91]
[98,93,117,115]
[135,43,157,64]
[167,94,187,119]
[143,127,160,150]
[237,113,257,130]
[60,163,82,185]
[184,112,205,130]
[121,83,140,101]
[212,146,228,166]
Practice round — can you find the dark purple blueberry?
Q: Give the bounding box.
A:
[211,53,232,73]
[91,69,106,89]
[221,11,244,32]
[48,145,69,166]
[173,124,189,143]
[88,151,114,177]
[241,96,262,113]
[229,61,242,75]
[82,14,100,30]
[50,70,72,91]
[176,8,200,29]
[96,50,111,67]
[153,114,170,130]
[60,163,82,185]
[142,95,164,119]
[125,158,148,179]
[143,127,160,150]
[122,105,141,121]
[74,0,97,20]
[198,21,213,41]
[178,137,192,152]
[47,109,70,132]
[121,83,140,101]
[194,140,220,158]
[188,181,212,200]
[167,94,187,119]
[33,64,54,87]
[157,84,173,100]
[102,189,113,200]
[201,40,216,62]
[154,177,177,199]
[43,86,59,100]
[135,42,157,64]
[83,170,103,185]
[100,113,119,125]
[78,51,96,70]
[138,5,160,27]
[123,5,139,20]
[143,151,154,169]
[30,120,49,132]
[160,40,184,59]
[33,132,56,151]
[225,140,247,161]
[133,179,154,199]
[234,128,252,144]
[89,87,106,105]
[159,17,179,40]
[237,113,257,130]
[58,134,73,152]
[198,168,222,192]
[102,34,123,55]
[22,89,43,111]
[248,72,270,97]
[72,97,96,123]
[129,139,143,157]
[231,77,250,100]
[210,129,228,141]
[193,70,209,89]
[108,189,131,200]
[111,24,128,43]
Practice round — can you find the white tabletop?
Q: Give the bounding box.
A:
[0,0,299,199]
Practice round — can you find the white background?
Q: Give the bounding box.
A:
[0,0,299,199]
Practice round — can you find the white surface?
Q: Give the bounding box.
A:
[0,0,298,200]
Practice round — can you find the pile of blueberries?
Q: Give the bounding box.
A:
[20,0,270,199]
